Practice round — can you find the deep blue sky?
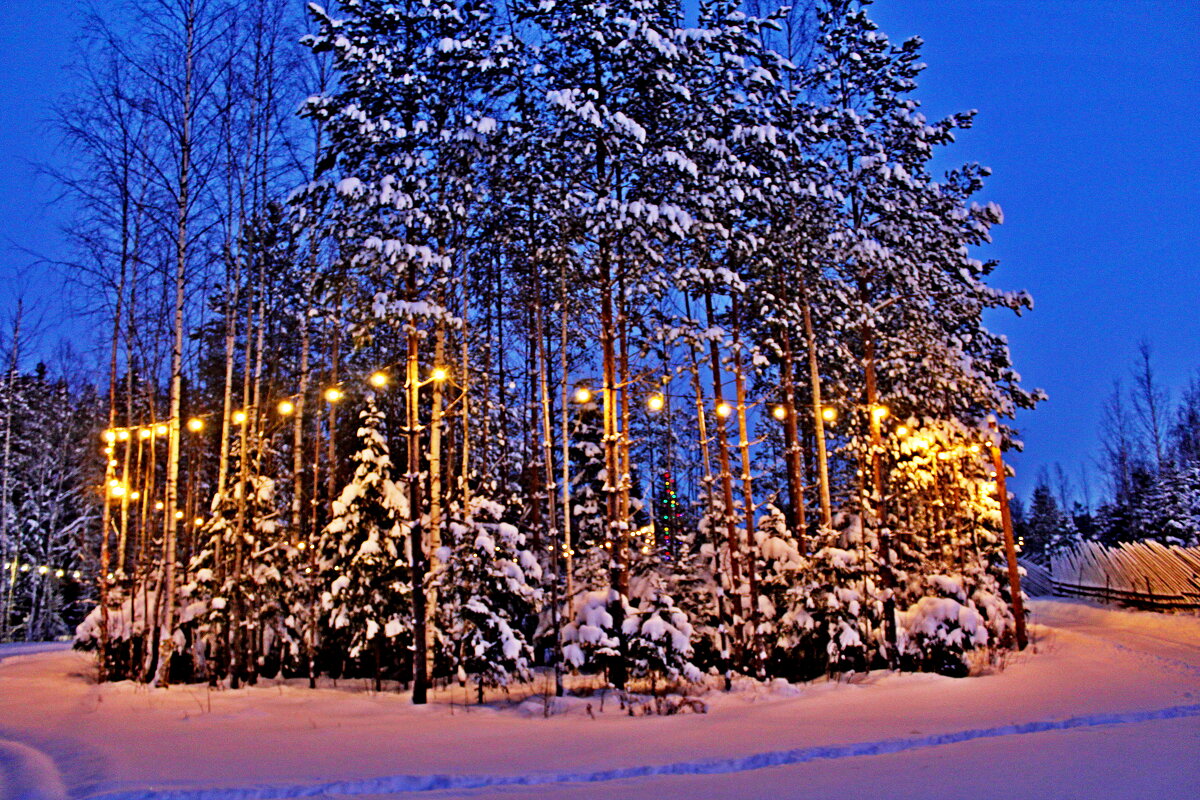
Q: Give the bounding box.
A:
[1,0,1198,501]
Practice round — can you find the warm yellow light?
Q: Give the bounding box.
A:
[130,491,140,501]
[297,541,307,550]
[324,387,343,403]
[110,485,126,498]
[38,565,48,575]
[103,430,117,443]
[55,569,65,578]
[155,501,164,511]
[430,367,448,383]
[155,424,168,436]
[647,394,665,412]
[104,447,114,456]
[138,427,151,440]
[117,429,130,441]
[574,386,592,404]
[194,517,204,526]
[716,402,732,418]
[369,372,389,388]
[108,459,118,468]
[233,410,247,425]
[772,405,787,421]
[278,400,295,415]
[822,406,837,423]
[872,405,890,420]
[174,510,184,520]
[896,425,909,437]
[187,418,204,432]
[968,444,981,453]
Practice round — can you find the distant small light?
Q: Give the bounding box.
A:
[716,402,732,418]
[187,418,205,432]
[278,400,295,415]
[872,405,890,421]
[233,410,247,425]
[429,367,448,383]
[896,425,909,437]
[647,394,664,413]
[772,405,787,421]
[155,424,168,436]
[325,388,343,403]
[369,372,389,388]
[174,510,184,520]
[574,386,592,404]
[138,427,151,440]
[822,406,838,423]
[117,429,130,441]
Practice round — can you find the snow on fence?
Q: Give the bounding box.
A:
[1017,559,1054,597]
[1051,541,1200,611]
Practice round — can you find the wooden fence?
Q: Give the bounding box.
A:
[1050,541,1200,611]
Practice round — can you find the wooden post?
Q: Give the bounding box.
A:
[988,420,1027,650]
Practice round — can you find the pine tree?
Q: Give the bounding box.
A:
[434,493,542,702]
[317,399,411,685]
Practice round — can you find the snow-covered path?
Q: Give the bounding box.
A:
[1,600,1197,800]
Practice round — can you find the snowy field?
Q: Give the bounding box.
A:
[1,599,1198,800]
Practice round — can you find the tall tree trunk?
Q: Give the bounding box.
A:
[703,290,744,659]
[779,330,807,548]
[0,303,23,645]
[406,308,428,705]
[730,298,760,670]
[683,293,730,686]
[798,278,832,529]
[154,2,196,686]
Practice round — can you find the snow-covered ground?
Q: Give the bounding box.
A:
[1,599,1197,800]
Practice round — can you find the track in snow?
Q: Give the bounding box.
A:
[85,702,1200,800]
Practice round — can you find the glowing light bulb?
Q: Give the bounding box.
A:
[821,406,837,423]
[716,402,732,418]
[194,517,204,526]
[117,429,130,441]
[647,394,664,412]
[574,386,592,404]
[138,427,151,440]
[369,372,389,388]
[155,424,168,436]
[187,418,204,432]
[772,405,787,421]
[129,491,140,501]
[56,569,65,578]
[110,485,126,498]
[278,400,295,415]
[896,425,909,437]
[103,430,117,443]
[155,501,164,511]
[232,410,247,425]
[324,388,343,403]
[430,367,448,382]
[872,405,890,421]
[174,510,184,520]
[969,444,981,453]
[38,565,48,575]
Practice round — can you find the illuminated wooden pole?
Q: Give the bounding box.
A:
[988,420,1028,650]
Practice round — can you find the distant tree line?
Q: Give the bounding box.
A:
[1015,342,1200,563]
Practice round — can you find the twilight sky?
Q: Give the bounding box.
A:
[0,0,1197,501]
